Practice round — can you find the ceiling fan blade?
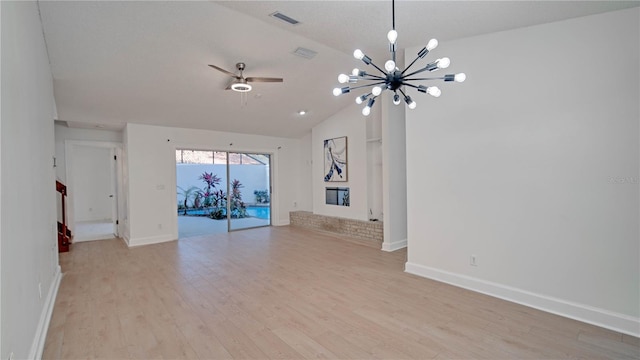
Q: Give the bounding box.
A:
[208,64,240,79]
[246,77,283,83]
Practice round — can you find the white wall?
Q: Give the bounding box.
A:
[72,145,113,222]
[296,132,313,211]
[405,8,639,336]
[381,92,407,251]
[367,109,383,221]
[1,2,61,358]
[176,163,269,206]
[312,105,372,221]
[124,123,302,246]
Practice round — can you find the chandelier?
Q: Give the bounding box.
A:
[333,0,466,116]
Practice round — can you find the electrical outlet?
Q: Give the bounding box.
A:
[38,283,42,299]
[470,255,478,266]
[158,223,162,230]
[293,201,297,208]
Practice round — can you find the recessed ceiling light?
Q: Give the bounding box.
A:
[297,110,307,116]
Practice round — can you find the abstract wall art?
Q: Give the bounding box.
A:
[324,136,348,182]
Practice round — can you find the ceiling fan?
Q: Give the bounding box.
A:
[208,62,283,92]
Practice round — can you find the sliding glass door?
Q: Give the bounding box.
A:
[228,152,271,231]
[176,149,271,238]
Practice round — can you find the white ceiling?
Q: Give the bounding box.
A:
[40,1,639,138]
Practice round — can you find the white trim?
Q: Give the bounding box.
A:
[120,235,130,247]
[127,234,176,247]
[405,262,640,337]
[382,239,407,252]
[29,266,62,360]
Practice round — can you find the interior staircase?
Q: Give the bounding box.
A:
[56,180,72,252]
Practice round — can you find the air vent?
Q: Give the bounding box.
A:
[293,47,318,60]
[269,11,300,25]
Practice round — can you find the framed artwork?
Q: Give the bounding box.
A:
[324,136,348,182]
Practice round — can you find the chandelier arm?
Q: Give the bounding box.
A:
[402,83,422,90]
[360,74,387,80]
[403,77,445,81]
[349,82,387,91]
[367,61,388,76]
[401,56,422,75]
[404,66,432,78]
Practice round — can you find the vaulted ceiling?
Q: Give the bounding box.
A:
[40,1,639,138]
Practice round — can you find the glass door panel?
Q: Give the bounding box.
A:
[228,152,271,231]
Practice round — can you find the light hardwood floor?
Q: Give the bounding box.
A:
[44,226,639,359]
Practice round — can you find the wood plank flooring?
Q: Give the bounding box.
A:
[43,226,639,359]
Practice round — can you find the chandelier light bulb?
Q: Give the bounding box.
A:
[352,68,360,76]
[372,86,383,96]
[426,86,441,97]
[333,88,342,96]
[455,73,467,82]
[338,74,349,84]
[405,95,416,109]
[393,93,401,105]
[387,30,398,44]
[353,49,365,60]
[437,57,451,69]
[355,96,364,104]
[362,106,371,116]
[384,60,396,73]
[426,38,439,51]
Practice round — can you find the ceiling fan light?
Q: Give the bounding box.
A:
[231,82,252,92]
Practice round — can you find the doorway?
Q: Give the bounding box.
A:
[176,149,271,238]
[65,141,121,242]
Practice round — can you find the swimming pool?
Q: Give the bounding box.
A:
[246,206,270,220]
[181,206,270,220]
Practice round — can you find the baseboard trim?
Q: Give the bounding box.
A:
[405,262,640,337]
[29,265,62,359]
[381,239,407,252]
[127,234,176,247]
